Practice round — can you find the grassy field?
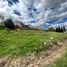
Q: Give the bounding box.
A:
[51,51,67,67]
[0,29,67,57]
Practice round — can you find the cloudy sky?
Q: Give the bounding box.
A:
[0,0,67,29]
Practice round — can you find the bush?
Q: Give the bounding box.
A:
[0,25,4,30]
[48,27,55,32]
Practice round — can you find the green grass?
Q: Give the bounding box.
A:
[50,51,67,67]
[0,29,67,57]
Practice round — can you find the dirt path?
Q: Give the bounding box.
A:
[0,40,67,67]
[42,40,67,67]
[25,40,67,67]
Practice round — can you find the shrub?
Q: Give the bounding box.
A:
[48,27,55,32]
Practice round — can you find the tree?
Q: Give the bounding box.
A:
[4,19,15,29]
[56,26,66,32]
[63,26,66,32]
[56,27,60,32]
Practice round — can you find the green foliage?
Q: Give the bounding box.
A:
[0,25,4,29]
[48,26,66,32]
[56,26,66,32]
[48,27,55,32]
[0,22,4,30]
[4,19,15,29]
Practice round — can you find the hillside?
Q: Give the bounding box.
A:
[0,29,67,57]
[0,29,67,67]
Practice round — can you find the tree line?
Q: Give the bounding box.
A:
[0,19,30,30]
[0,19,66,32]
[48,26,66,32]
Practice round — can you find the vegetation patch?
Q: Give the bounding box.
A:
[50,51,67,67]
[0,29,67,57]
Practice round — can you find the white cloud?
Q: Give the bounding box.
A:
[49,22,67,28]
[0,0,67,28]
